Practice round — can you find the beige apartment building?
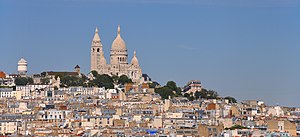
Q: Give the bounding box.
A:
[267,119,297,136]
[0,120,18,135]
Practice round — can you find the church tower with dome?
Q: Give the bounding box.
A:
[90,25,142,84]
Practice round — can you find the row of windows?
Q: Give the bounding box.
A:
[87,118,110,124]
[117,57,126,62]
[46,115,62,119]
[92,47,127,53]
[92,48,100,52]
[0,122,17,126]
[208,127,217,132]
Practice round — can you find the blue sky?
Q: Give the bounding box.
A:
[1,0,300,106]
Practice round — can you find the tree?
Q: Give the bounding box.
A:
[188,96,195,101]
[40,77,50,85]
[184,93,195,101]
[118,75,132,85]
[112,75,119,84]
[184,89,220,101]
[41,72,47,77]
[195,91,202,99]
[15,77,33,85]
[184,93,190,98]
[155,86,174,99]
[224,96,237,103]
[185,92,195,101]
[198,88,219,99]
[175,87,182,96]
[86,81,96,87]
[166,81,182,95]
[225,125,248,130]
[90,74,114,89]
[155,81,182,100]
[60,76,85,87]
[91,71,99,77]
[81,74,88,82]
[166,81,177,90]
[149,81,160,88]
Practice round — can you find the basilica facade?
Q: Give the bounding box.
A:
[90,25,142,84]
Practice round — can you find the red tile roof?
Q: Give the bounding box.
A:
[0,71,6,78]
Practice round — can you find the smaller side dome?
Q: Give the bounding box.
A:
[131,51,139,65]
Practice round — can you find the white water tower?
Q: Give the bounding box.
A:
[18,58,27,75]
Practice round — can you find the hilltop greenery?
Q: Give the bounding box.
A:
[87,71,132,89]
[184,89,219,101]
[38,70,238,102]
[152,80,237,103]
[60,75,86,87]
[15,77,34,85]
[148,81,160,88]
[88,72,114,89]
[225,125,248,130]
[40,77,50,85]
[154,81,182,100]
[224,96,237,103]
[112,75,133,85]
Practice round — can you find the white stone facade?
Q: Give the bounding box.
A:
[17,58,27,75]
[90,25,142,84]
[0,88,15,98]
[0,120,18,135]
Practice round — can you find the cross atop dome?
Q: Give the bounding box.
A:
[95,27,99,33]
[117,25,121,35]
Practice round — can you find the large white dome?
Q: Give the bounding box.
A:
[111,25,127,52]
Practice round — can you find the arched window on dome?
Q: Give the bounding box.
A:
[93,48,95,52]
[97,48,100,52]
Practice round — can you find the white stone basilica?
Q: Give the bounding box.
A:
[90,25,142,84]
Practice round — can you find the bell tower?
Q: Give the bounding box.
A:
[90,27,103,71]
